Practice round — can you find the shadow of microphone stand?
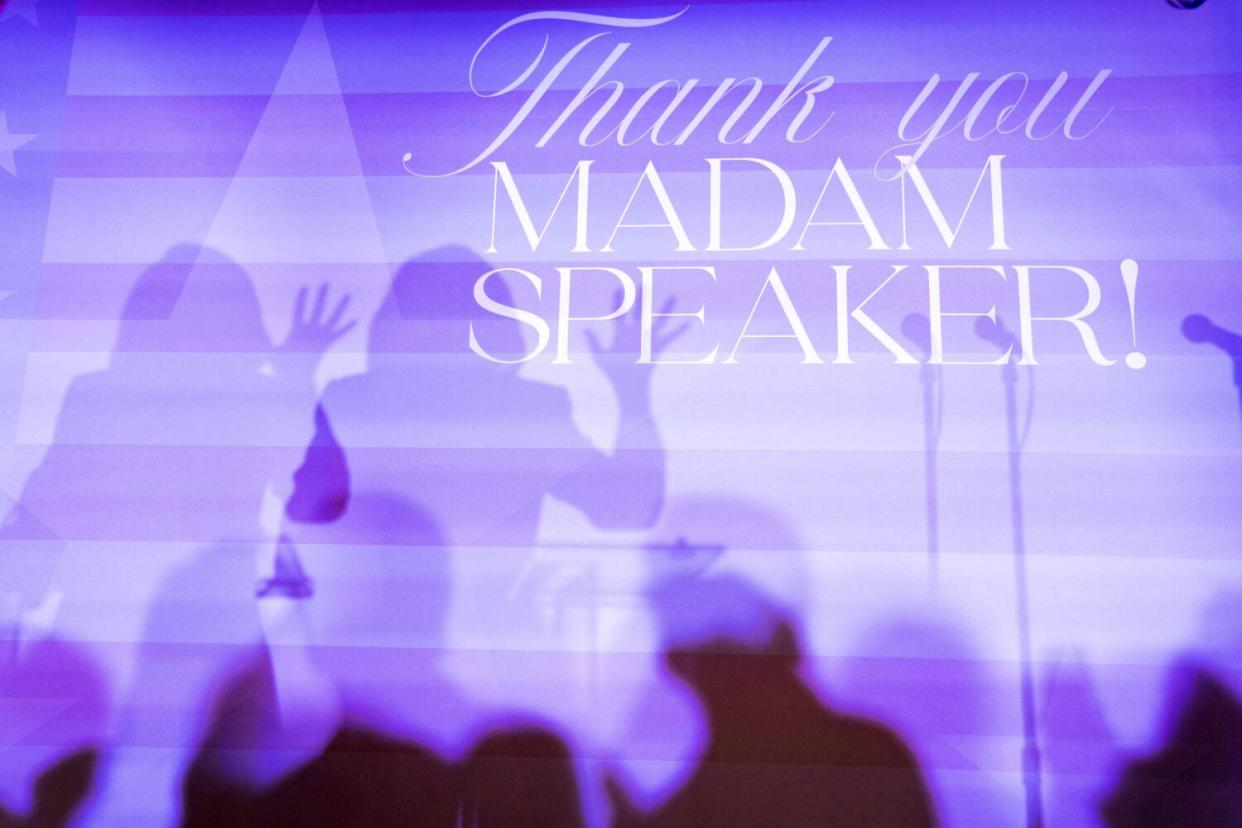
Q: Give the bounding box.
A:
[977,314,1044,828]
[902,314,943,595]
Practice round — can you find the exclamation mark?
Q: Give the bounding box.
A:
[1121,258,1146,369]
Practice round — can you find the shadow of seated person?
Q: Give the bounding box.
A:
[1102,664,1242,828]
[610,575,936,828]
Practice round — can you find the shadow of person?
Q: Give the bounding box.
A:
[185,684,588,828]
[1100,586,1242,827]
[604,495,808,811]
[0,750,97,828]
[1102,662,1242,827]
[189,705,459,827]
[3,244,349,543]
[93,540,269,825]
[284,245,678,725]
[181,494,587,826]
[275,492,471,755]
[461,725,586,828]
[179,494,459,827]
[608,574,935,827]
[0,244,350,654]
[290,245,673,546]
[835,615,1014,826]
[0,639,107,828]
[0,245,352,822]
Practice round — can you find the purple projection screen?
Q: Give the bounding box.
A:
[0,0,1239,825]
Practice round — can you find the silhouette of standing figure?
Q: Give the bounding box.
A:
[286,247,681,654]
[0,246,351,822]
[0,245,352,622]
[609,575,936,828]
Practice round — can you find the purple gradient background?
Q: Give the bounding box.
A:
[0,0,1239,825]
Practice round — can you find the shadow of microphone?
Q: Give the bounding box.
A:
[975,314,1016,353]
[1182,313,1225,347]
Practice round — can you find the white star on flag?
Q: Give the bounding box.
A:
[0,111,36,177]
[0,0,39,27]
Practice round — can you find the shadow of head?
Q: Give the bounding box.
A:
[648,573,802,687]
[369,246,526,361]
[115,245,269,355]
